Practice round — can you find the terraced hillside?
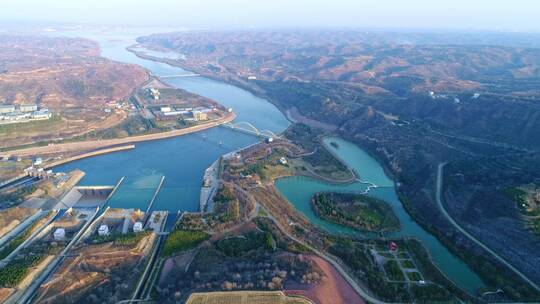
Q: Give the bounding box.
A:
[0,35,148,149]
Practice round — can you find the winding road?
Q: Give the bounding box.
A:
[435,162,540,293]
[257,203,397,304]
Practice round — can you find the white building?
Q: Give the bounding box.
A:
[53,228,66,241]
[32,109,52,119]
[34,157,43,165]
[98,224,110,236]
[160,107,171,113]
[192,110,208,121]
[0,105,15,114]
[133,221,143,233]
[279,157,288,165]
[20,104,38,112]
[149,88,160,100]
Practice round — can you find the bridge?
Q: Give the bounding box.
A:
[222,121,278,139]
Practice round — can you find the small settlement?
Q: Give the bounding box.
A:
[0,104,51,124]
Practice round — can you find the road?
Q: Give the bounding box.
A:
[436,163,540,293]
[0,112,236,158]
[257,204,398,304]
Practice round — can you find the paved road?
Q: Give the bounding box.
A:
[1,112,236,158]
[258,204,398,304]
[436,163,540,293]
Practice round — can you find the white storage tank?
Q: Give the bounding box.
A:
[98,224,109,236]
[53,228,66,241]
[133,221,143,233]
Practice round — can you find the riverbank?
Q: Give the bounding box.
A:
[0,112,235,159]
[126,46,291,118]
[45,145,135,169]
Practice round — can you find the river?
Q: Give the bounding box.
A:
[50,28,483,294]
[276,137,484,293]
[52,28,289,212]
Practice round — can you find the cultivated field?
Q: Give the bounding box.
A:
[186,290,312,304]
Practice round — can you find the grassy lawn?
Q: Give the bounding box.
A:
[0,115,63,136]
[162,229,210,257]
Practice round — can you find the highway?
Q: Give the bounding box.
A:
[436,163,540,293]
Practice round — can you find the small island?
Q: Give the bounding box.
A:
[311,192,399,232]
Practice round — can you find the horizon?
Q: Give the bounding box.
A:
[2,0,540,33]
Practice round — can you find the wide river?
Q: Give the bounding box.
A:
[51,28,483,294]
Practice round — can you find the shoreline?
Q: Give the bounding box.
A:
[0,112,236,159]
[45,145,135,169]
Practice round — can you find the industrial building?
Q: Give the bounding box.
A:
[155,105,212,121]
[192,110,208,121]
[20,104,38,112]
[0,105,16,114]
[0,104,51,123]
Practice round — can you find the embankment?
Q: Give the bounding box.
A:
[0,112,236,159]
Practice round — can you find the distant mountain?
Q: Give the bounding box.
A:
[137,30,540,296]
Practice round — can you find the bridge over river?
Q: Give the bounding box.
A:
[221,121,279,139]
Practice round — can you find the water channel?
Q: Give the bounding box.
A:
[51,28,483,294]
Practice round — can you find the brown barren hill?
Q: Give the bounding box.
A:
[0,35,148,148]
[285,255,365,304]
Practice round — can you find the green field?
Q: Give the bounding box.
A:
[162,229,210,257]
[89,231,151,246]
[0,115,63,137]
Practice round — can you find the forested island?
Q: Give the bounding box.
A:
[311,192,399,232]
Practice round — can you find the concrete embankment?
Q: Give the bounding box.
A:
[45,145,135,168]
[199,158,221,212]
[0,112,236,159]
[0,210,45,249]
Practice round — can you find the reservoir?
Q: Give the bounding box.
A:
[51,28,483,294]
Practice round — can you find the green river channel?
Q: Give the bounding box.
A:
[275,137,485,293]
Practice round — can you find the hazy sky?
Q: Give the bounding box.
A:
[2,0,540,32]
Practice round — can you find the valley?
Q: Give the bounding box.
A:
[134,30,540,302]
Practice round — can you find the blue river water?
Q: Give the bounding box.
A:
[52,29,289,212]
[50,28,483,294]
